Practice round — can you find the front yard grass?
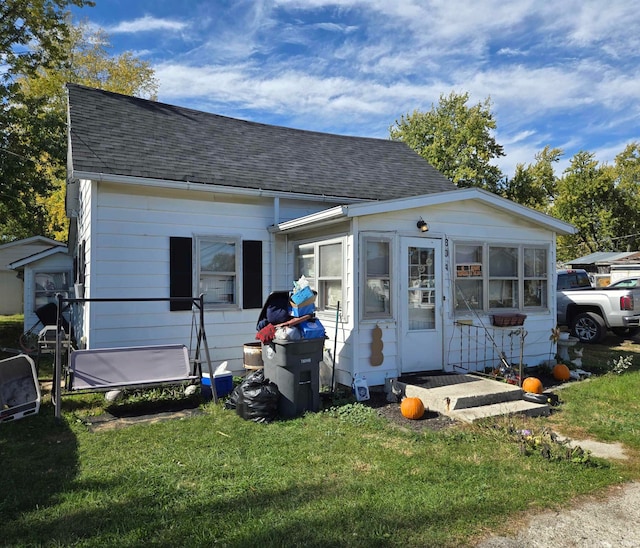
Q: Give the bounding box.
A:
[0,323,639,546]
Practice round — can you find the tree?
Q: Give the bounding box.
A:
[501,146,562,211]
[1,0,93,83]
[611,143,640,251]
[390,91,505,191]
[1,20,157,241]
[552,151,619,261]
[1,0,94,241]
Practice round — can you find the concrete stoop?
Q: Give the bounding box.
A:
[396,374,550,423]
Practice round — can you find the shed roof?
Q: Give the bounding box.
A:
[567,251,640,266]
[66,84,457,201]
[8,245,69,270]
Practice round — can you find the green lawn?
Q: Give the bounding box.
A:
[1,322,639,547]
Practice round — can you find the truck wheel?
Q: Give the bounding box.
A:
[611,327,640,338]
[571,312,606,343]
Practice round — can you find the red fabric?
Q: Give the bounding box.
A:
[256,323,276,344]
[255,314,313,344]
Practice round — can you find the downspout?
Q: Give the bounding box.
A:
[270,197,281,294]
[351,216,359,385]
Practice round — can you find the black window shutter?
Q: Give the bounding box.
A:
[242,240,263,309]
[170,237,193,311]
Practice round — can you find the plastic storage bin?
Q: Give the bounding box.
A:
[0,354,41,422]
[201,372,233,399]
[298,319,325,339]
[262,338,324,417]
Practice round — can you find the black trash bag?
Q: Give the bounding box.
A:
[235,369,280,423]
[224,369,264,410]
[223,383,242,410]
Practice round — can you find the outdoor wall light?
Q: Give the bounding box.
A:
[417,219,429,232]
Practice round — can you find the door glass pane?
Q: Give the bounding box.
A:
[407,246,435,330]
[365,240,390,316]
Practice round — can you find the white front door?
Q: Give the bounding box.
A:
[400,238,443,373]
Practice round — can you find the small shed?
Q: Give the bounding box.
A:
[8,245,73,332]
[566,251,640,286]
[0,236,63,315]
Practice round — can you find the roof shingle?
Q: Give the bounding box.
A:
[66,84,457,201]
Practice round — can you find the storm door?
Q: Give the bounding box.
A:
[400,238,443,372]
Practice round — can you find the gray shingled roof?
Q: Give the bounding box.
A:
[66,84,456,201]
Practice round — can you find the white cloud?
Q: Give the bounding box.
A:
[109,15,187,34]
[311,22,358,33]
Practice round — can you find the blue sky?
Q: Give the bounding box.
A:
[71,0,640,179]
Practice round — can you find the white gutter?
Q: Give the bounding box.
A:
[70,170,367,205]
[269,206,348,233]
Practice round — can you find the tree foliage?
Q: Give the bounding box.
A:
[552,152,619,260]
[1,0,94,242]
[1,15,157,242]
[610,143,640,252]
[1,0,93,84]
[390,91,505,191]
[501,146,562,212]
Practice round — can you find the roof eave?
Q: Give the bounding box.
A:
[69,170,369,205]
[343,187,577,235]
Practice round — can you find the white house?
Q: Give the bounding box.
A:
[0,236,67,316]
[65,84,576,388]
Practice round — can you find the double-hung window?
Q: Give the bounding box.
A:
[454,243,548,312]
[488,246,518,309]
[295,238,344,312]
[523,248,548,308]
[197,237,238,307]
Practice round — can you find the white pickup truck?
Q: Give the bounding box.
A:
[557,269,640,343]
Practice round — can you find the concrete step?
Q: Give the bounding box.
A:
[448,399,550,423]
[397,375,522,414]
[395,374,549,422]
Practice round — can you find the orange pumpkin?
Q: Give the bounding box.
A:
[522,377,543,394]
[400,397,425,420]
[552,363,571,382]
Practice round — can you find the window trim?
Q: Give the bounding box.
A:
[453,242,549,314]
[196,234,241,310]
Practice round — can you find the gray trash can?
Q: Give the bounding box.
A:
[262,338,324,418]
